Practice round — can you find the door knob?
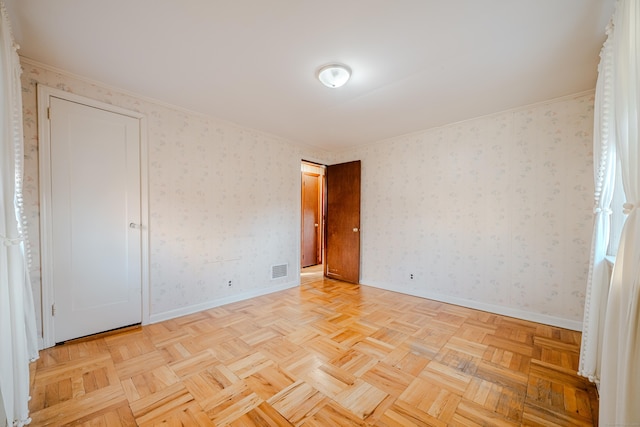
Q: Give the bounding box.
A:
[314,223,319,227]
[129,222,141,229]
[353,228,359,232]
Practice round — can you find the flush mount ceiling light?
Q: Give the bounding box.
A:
[317,64,351,88]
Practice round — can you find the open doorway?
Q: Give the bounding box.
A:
[301,161,325,284]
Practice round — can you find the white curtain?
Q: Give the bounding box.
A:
[0,2,39,426]
[578,21,616,386]
[599,0,640,424]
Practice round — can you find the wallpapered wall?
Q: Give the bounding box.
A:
[336,93,594,329]
[20,59,594,338]
[20,60,333,339]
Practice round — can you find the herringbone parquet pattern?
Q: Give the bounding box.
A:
[29,268,598,426]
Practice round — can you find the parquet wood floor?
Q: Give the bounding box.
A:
[30,267,598,426]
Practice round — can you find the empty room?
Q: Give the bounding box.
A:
[2,0,638,426]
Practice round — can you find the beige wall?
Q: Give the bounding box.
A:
[20,58,594,337]
[336,92,594,329]
[20,59,333,340]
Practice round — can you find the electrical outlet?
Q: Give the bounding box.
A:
[410,273,414,279]
[227,280,232,287]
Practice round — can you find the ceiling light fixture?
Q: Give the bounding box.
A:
[317,64,351,88]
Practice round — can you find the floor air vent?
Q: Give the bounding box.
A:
[271,263,288,279]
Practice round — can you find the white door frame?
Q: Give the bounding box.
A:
[37,85,150,348]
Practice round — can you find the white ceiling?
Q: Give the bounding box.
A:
[4,0,616,152]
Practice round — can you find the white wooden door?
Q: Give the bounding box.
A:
[49,96,142,343]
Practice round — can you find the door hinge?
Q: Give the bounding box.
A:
[51,303,56,316]
[47,107,51,119]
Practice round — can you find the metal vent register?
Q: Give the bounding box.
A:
[271,264,288,279]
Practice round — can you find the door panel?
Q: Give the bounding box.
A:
[325,160,361,283]
[301,172,321,267]
[49,97,141,342]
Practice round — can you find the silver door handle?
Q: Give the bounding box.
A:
[353,228,359,232]
[129,222,141,229]
[314,223,319,227]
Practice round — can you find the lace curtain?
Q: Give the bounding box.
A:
[0,2,39,426]
[578,0,640,424]
[599,0,640,423]
[578,20,616,386]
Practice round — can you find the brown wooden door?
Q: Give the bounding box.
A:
[301,172,321,267]
[325,160,361,283]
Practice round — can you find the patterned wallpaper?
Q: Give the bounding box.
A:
[336,93,594,329]
[19,60,332,338]
[19,59,594,337]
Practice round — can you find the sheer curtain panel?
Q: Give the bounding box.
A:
[0,2,39,426]
[578,21,616,386]
[599,0,640,424]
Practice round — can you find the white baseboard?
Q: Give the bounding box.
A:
[363,280,583,331]
[148,278,582,331]
[148,280,299,324]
